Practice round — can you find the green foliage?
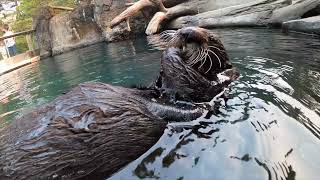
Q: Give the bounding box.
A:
[14,36,28,53]
[0,20,4,36]
[12,18,32,53]
[11,0,76,53]
[16,0,76,20]
[12,18,32,32]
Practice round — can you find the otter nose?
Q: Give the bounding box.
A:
[179,28,196,42]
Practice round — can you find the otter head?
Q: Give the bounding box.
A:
[168,27,233,81]
[148,27,239,103]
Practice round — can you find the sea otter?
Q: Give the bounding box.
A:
[0,27,238,179]
[149,27,238,102]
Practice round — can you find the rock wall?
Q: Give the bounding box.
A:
[282,16,320,35]
[33,7,55,57]
[34,0,148,57]
[205,0,257,11]
[169,0,320,29]
[34,0,320,57]
[50,4,104,55]
[93,0,149,42]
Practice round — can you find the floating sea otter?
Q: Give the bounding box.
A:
[0,27,239,179]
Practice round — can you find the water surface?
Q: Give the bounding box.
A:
[0,28,320,180]
[0,39,161,123]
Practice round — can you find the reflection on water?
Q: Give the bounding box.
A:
[1,28,320,179]
[0,38,161,123]
[110,29,320,180]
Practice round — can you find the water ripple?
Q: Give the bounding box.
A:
[0,28,320,180]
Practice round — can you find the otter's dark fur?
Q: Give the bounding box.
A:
[0,27,238,179]
[151,27,238,102]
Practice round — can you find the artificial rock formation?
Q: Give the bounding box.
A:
[281,3,320,34]
[34,4,103,57]
[34,0,320,57]
[282,16,320,35]
[34,0,151,57]
[93,0,149,42]
[169,0,320,28]
[33,7,55,57]
[110,0,201,35]
[50,4,104,55]
[112,0,320,34]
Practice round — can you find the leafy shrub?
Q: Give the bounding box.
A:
[11,0,76,53]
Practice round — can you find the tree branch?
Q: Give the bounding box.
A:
[110,0,159,29]
[146,3,198,34]
[110,0,196,34]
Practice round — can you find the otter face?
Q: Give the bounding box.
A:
[149,27,233,81]
[149,27,239,103]
[172,27,209,47]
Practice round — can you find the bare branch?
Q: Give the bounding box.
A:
[146,3,198,34]
[110,0,158,28]
[110,0,197,34]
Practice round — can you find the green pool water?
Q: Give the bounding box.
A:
[1,28,320,180]
[0,38,161,123]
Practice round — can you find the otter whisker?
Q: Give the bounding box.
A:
[160,30,177,41]
[205,50,213,74]
[161,34,173,40]
[160,36,169,42]
[196,47,207,65]
[197,48,207,65]
[167,38,174,45]
[186,52,196,64]
[187,52,196,62]
[159,33,168,37]
[189,47,205,66]
[198,49,209,69]
[159,34,172,40]
[160,30,176,35]
[208,45,224,52]
[207,49,222,68]
[192,48,205,66]
[188,46,200,62]
[194,47,203,63]
[160,36,172,43]
[168,35,177,45]
[147,36,168,50]
[188,48,201,65]
[160,31,177,44]
[170,36,180,47]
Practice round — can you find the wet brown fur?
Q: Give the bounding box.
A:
[0,27,238,179]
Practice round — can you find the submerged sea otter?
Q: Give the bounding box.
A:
[0,27,238,179]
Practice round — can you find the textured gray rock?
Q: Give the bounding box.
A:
[302,4,320,18]
[50,4,104,55]
[168,0,320,29]
[34,0,320,56]
[34,0,148,56]
[282,16,320,35]
[205,0,257,11]
[93,0,147,42]
[33,7,55,57]
[269,0,320,25]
